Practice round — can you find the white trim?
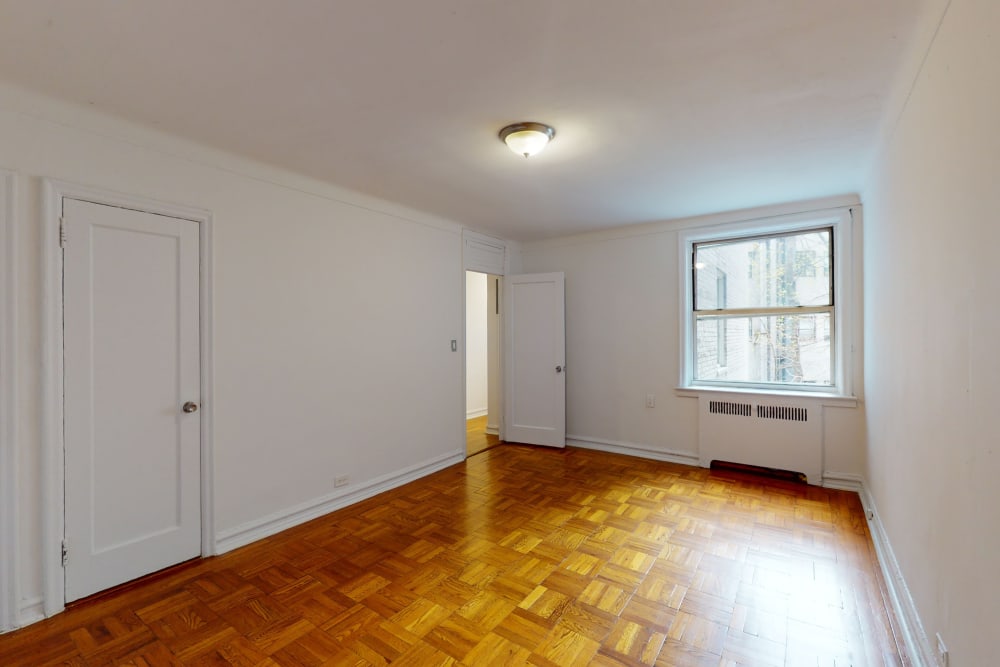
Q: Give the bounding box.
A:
[461,262,468,455]
[820,471,865,492]
[41,179,214,618]
[566,435,701,467]
[462,229,507,275]
[216,449,464,554]
[677,206,856,398]
[857,484,937,666]
[675,385,859,409]
[0,170,17,632]
[40,182,63,618]
[461,232,509,447]
[199,213,216,556]
[466,409,489,419]
[17,597,43,628]
[485,425,499,436]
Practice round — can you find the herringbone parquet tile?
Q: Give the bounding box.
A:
[0,445,904,666]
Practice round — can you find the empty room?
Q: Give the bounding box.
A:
[0,1,996,665]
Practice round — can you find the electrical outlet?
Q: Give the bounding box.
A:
[335,475,350,488]
[645,394,655,408]
[936,633,949,666]
[865,509,874,521]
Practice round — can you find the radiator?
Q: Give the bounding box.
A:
[697,395,822,484]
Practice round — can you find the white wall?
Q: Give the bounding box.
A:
[465,271,488,417]
[0,83,465,623]
[519,199,865,474]
[521,230,697,457]
[862,0,1000,663]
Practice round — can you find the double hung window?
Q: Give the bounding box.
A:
[680,209,852,395]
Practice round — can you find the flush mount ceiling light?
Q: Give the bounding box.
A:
[499,122,556,158]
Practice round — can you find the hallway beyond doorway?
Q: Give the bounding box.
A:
[466,415,500,456]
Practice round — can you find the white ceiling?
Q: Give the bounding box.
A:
[0,1,925,241]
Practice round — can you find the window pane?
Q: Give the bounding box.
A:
[694,229,831,310]
[695,313,831,385]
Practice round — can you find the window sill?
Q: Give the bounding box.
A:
[675,385,859,408]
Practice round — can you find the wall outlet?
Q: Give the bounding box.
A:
[645,393,655,408]
[334,475,350,488]
[936,633,949,666]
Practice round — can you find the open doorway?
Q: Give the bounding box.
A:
[466,271,502,456]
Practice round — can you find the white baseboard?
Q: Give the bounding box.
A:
[215,449,465,554]
[17,597,43,628]
[821,471,865,492]
[485,425,499,435]
[856,485,937,666]
[566,434,701,467]
[0,596,45,633]
[466,409,488,419]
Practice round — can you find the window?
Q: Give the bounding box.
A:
[679,209,853,395]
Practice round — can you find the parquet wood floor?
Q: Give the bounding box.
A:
[466,416,500,457]
[0,445,905,666]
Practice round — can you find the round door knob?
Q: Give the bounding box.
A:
[556,366,563,373]
[182,401,199,413]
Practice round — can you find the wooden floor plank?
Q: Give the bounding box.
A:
[0,444,905,665]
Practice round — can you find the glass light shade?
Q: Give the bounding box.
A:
[499,123,555,158]
[504,130,550,157]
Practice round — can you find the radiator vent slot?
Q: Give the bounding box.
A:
[756,404,808,422]
[708,400,752,417]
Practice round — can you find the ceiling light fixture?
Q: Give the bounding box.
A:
[499,122,555,158]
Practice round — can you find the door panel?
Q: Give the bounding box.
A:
[504,273,565,447]
[63,199,201,602]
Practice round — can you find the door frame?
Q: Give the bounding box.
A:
[461,230,507,448]
[0,170,17,631]
[40,180,215,617]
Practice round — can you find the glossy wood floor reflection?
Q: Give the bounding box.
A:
[466,415,500,457]
[0,445,905,666]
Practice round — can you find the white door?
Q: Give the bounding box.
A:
[504,273,565,447]
[63,198,201,602]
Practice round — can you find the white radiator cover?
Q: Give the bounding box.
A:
[697,395,822,484]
